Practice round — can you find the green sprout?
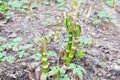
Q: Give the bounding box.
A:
[64,15,81,65]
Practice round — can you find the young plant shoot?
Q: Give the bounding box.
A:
[64,1,81,65]
[41,37,49,73]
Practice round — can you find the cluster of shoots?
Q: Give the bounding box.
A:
[64,2,81,65]
[64,15,81,65]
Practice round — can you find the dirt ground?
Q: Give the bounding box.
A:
[0,0,120,80]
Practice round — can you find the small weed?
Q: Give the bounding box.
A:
[41,37,49,73]
[30,53,42,61]
[51,66,70,80]
[76,51,85,58]
[0,37,32,63]
[78,36,93,48]
[106,0,115,8]
[93,10,117,25]
[68,63,86,77]
[48,51,57,57]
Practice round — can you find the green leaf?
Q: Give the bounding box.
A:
[45,33,53,40]
[51,66,70,80]
[63,38,69,42]
[106,0,114,7]
[111,18,117,23]
[68,63,76,69]
[73,68,78,74]
[9,1,22,8]
[104,18,109,22]
[0,46,4,51]
[31,0,38,8]
[75,24,81,37]
[0,59,2,63]
[19,44,33,51]
[0,51,6,58]
[77,66,86,72]
[68,63,86,77]
[42,61,49,66]
[62,42,68,47]
[2,55,15,63]
[34,37,42,42]
[1,4,7,11]
[51,66,60,74]
[76,51,85,58]
[73,68,83,76]
[2,43,13,49]
[84,38,92,44]
[13,37,22,43]
[18,51,29,59]
[93,19,101,24]
[60,74,70,80]
[7,11,14,15]
[47,51,57,57]
[98,11,107,18]
[76,68,83,77]
[6,15,11,20]
[78,36,93,45]
[30,53,42,60]
[73,1,78,6]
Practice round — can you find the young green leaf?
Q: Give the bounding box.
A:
[18,51,29,59]
[93,19,101,24]
[1,4,7,12]
[13,37,22,43]
[76,51,85,58]
[0,59,2,63]
[73,1,78,6]
[73,68,83,76]
[98,11,107,18]
[2,55,15,63]
[19,44,33,51]
[106,0,114,7]
[34,37,42,42]
[47,51,57,57]
[0,51,6,58]
[68,63,86,77]
[68,63,76,69]
[30,53,42,60]
[111,18,117,23]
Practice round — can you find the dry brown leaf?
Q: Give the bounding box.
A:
[28,69,35,80]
